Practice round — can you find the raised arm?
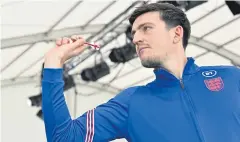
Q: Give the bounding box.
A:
[42,36,137,142]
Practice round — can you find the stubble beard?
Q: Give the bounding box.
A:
[140,57,164,68]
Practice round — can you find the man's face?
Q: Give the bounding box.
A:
[131,12,176,68]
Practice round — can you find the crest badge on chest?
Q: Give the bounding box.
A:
[202,70,224,91]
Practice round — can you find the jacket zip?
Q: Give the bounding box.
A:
[180,79,205,142]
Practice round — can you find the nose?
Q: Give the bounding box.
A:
[132,31,142,45]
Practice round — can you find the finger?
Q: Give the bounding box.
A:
[56,38,63,46]
[70,35,78,42]
[71,35,83,42]
[72,44,88,56]
[70,38,86,49]
[62,37,72,45]
[76,35,83,39]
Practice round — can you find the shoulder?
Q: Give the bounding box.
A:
[113,86,141,102]
[200,65,238,70]
[110,85,152,106]
[199,65,239,72]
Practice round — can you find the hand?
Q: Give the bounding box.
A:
[44,35,88,68]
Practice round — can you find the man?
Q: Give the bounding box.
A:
[42,3,240,142]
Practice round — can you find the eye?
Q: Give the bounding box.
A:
[143,26,151,32]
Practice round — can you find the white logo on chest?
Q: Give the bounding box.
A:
[202,70,217,77]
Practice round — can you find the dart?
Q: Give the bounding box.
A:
[66,37,100,50]
[84,42,100,50]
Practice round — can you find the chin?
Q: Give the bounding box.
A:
[140,58,162,68]
[141,60,160,68]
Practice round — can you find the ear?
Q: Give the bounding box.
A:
[173,25,183,44]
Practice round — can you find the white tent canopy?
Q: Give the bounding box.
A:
[1,0,240,142]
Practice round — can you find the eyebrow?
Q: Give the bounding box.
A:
[131,22,154,37]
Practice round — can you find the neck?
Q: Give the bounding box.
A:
[158,51,187,79]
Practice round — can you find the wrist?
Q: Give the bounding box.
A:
[44,55,64,68]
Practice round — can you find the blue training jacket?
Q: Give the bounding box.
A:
[42,57,240,142]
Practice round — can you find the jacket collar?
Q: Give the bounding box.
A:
[153,57,199,85]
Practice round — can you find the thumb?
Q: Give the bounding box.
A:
[72,44,88,56]
[70,38,85,49]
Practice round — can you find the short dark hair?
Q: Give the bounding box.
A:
[129,2,191,49]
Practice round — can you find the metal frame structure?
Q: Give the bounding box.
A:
[1,1,144,79]
[1,24,127,49]
[1,0,240,91]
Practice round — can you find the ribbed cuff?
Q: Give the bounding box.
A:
[43,68,63,82]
